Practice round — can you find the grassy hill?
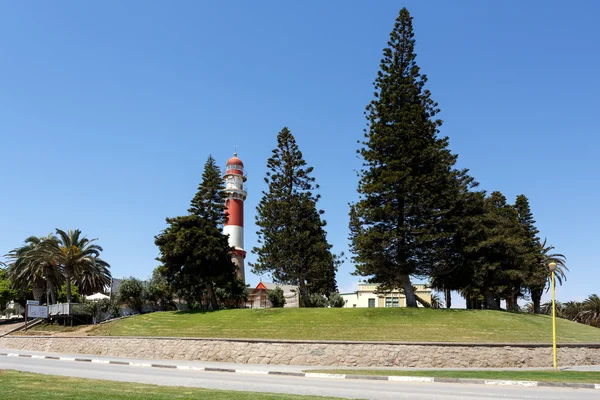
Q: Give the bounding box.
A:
[84,308,600,343]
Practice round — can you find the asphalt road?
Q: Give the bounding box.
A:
[1,356,598,400]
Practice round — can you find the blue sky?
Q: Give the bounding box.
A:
[1,1,598,305]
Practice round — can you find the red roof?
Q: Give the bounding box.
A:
[226,156,244,167]
[255,282,267,290]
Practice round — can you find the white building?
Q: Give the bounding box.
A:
[340,282,432,308]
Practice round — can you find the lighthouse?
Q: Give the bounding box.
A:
[223,152,247,283]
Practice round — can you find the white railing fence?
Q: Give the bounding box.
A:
[48,303,85,316]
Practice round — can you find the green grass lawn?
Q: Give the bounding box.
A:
[0,370,346,400]
[305,369,600,384]
[82,308,600,343]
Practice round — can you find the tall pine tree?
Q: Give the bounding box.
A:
[251,127,339,306]
[155,155,238,309]
[350,8,461,307]
[430,182,483,309]
[514,194,546,314]
[462,191,527,309]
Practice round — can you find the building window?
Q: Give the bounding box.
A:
[368,298,375,308]
[385,297,399,308]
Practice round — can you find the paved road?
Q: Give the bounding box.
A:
[1,356,598,399]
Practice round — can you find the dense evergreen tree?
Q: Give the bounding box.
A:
[431,187,485,309]
[465,192,527,309]
[514,194,545,313]
[251,127,339,306]
[155,155,238,309]
[349,8,462,307]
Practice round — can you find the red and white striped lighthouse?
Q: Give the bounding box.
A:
[223,152,247,283]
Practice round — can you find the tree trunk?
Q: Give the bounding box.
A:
[506,296,514,312]
[495,296,501,309]
[205,283,218,309]
[65,275,72,303]
[531,287,543,314]
[512,293,519,312]
[400,275,417,307]
[32,282,45,303]
[298,280,310,308]
[49,280,57,305]
[415,294,430,308]
[483,290,499,310]
[45,278,56,305]
[445,288,451,309]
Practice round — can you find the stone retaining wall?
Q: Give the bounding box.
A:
[1,336,599,368]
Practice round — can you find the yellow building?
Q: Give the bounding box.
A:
[340,282,432,308]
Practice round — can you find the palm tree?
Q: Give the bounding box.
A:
[562,301,584,321]
[529,238,568,314]
[429,293,445,309]
[6,235,63,304]
[539,300,564,317]
[35,229,111,303]
[540,238,568,285]
[523,302,535,313]
[77,258,111,296]
[577,294,600,328]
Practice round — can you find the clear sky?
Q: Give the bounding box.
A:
[1,1,598,305]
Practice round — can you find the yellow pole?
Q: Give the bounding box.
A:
[551,270,557,371]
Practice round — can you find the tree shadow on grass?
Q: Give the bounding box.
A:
[174,309,220,316]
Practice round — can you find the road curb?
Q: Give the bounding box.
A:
[1,352,599,390]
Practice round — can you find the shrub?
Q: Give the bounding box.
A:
[306,293,328,308]
[268,286,286,308]
[83,298,121,324]
[215,278,248,309]
[117,277,147,313]
[146,271,175,310]
[328,293,345,308]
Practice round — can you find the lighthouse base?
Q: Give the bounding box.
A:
[231,253,245,283]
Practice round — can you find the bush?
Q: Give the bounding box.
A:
[268,286,286,308]
[83,298,121,324]
[328,293,345,308]
[306,293,328,308]
[215,278,248,309]
[146,271,175,310]
[117,277,147,313]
